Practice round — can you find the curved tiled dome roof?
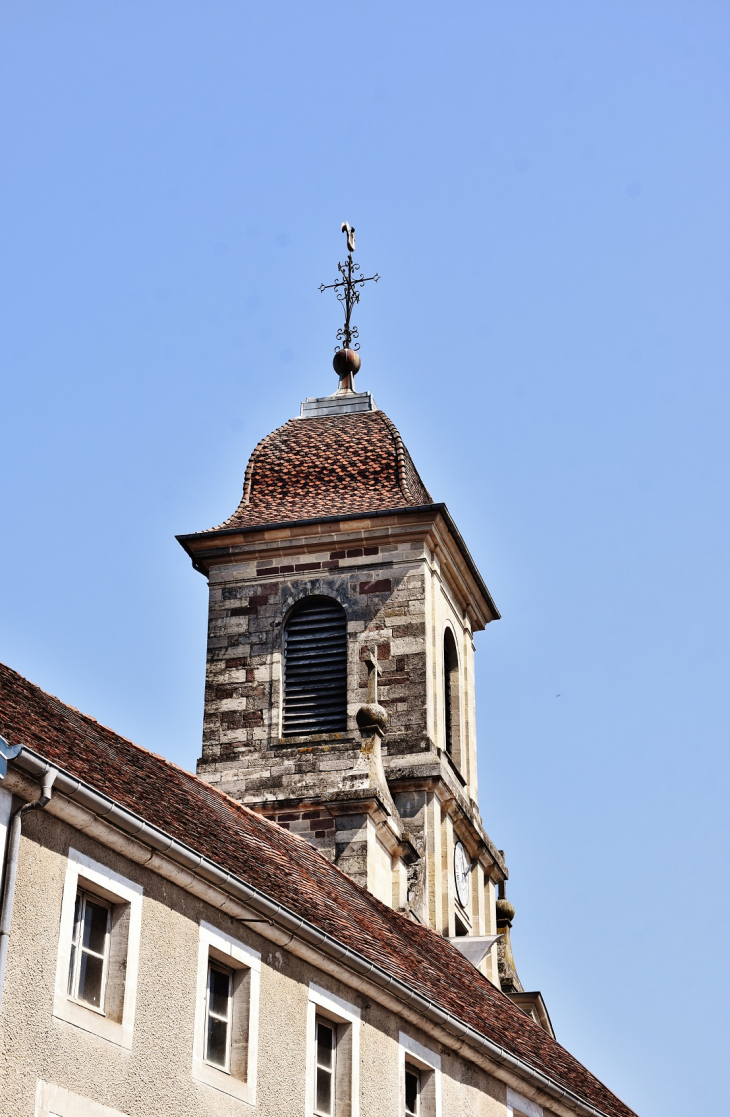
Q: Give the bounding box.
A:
[216,409,432,531]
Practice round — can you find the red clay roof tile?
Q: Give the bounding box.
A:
[209,410,432,531]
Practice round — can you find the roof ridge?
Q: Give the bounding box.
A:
[378,411,415,503]
[0,661,145,755]
[0,660,317,853]
[241,419,294,507]
[209,419,295,532]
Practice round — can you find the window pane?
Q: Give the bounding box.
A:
[444,634,453,755]
[405,1066,420,1115]
[316,1066,333,1115]
[206,1015,229,1067]
[208,966,231,1019]
[78,951,104,1007]
[316,1020,334,1069]
[82,898,109,955]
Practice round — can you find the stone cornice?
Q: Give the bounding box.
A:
[177,503,499,631]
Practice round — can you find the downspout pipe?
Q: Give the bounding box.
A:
[0,766,57,1010]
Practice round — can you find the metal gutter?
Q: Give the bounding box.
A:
[176,502,500,622]
[10,745,617,1117]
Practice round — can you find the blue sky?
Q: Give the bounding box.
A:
[1,3,728,1114]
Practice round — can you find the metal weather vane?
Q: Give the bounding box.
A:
[319,223,380,353]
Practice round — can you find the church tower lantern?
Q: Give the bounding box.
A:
[178,226,510,988]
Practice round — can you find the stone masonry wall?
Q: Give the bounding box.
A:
[198,539,433,801]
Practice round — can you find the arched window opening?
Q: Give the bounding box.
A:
[282,597,347,737]
[443,628,461,764]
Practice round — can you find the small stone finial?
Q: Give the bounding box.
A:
[496,897,515,926]
[495,888,523,993]
[356,702,388,735]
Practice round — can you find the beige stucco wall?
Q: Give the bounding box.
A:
[0,805,518,1117]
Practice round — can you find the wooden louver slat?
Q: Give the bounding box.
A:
[282,598,347,737]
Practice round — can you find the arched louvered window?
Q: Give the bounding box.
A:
[443,628,461,763]
[282,597,348,737]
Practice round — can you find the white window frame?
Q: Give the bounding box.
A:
[399,1033,441,1117]
[192,920,261,1105]
[506,1087,544,1117]
[35,1079,129,1116]
[53,849,142,1049]
[306,983,361,1117]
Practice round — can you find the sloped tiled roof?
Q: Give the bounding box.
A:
[211,409,432,531]
[0,661,635,1117]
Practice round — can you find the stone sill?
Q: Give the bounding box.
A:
[277,732,357,748]
[440,747,467,787]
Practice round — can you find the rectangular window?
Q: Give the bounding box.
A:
[35,1079,130,1117]
[405,1064,420,1116]
[506,1088,544,1117]
[53,850,143,1049]
[192,922,261,1105]
[400,1034,441,1117]
[67,891,111,1011]
[205,962,233,1070]
[315,1016,336,1116]
[307,984,360,1117]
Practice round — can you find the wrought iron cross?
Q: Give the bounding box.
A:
[319,222,380,352]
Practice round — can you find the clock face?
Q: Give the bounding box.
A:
[453,841,470,908]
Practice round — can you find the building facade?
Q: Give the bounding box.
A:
[0,359,637,1117]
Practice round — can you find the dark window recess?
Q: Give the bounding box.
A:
[443,627,463,769]
[205,963,233,1070]
[315,1017,336,1115]
[405,1063,421,1116]
[454,913,469,937]
[283,597,347,737]
[443,631,454,755]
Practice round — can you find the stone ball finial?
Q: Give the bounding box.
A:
[356,702,388,734]
[333,348,361,378]
[496,897,515,925]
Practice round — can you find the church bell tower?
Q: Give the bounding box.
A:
[178,226,517,991]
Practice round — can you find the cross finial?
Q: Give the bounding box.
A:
[319,223,380,371]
